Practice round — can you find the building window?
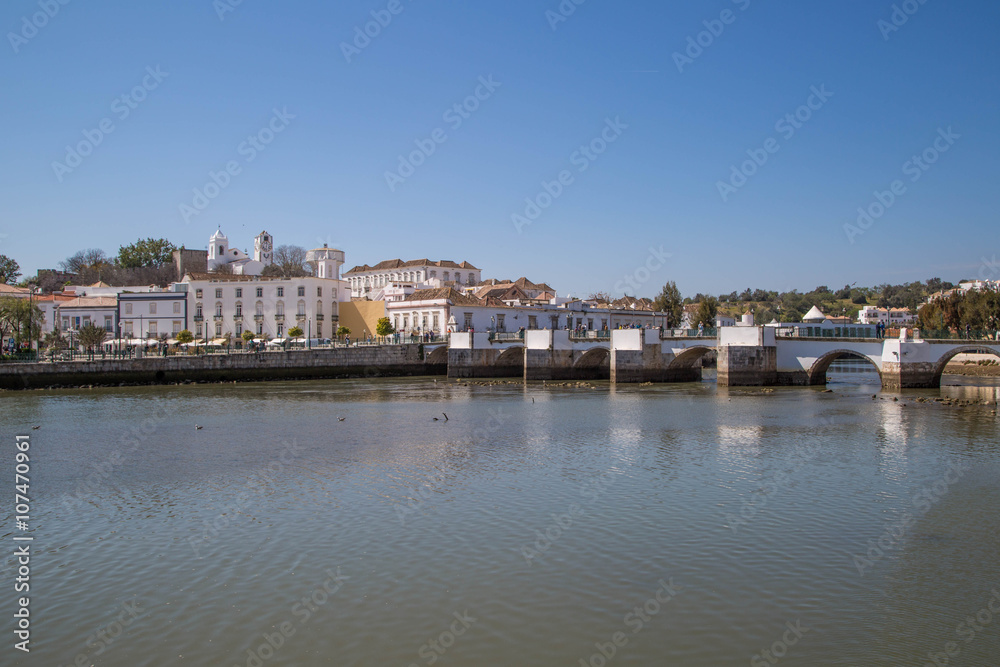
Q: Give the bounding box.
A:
[317,286,322,297]
[332,288,337,299]
[215,303,223,317]
[464,313,473,330]
[256,302,263,316]
[196,303,203,317]
[455,273,461,283]
[316,300,323,315]
[173,301,181,314]
[529,316,538,329]
[124,322,133,336]
[236,322,242,335]
[215,288,223,299]
[256,287,263,298]
[149,303,156,314]
[235,288,242,298]
[276,302,284,316]
[277,287,284,298]
[83,316,91,326]
[172,321,181,334]
[148,321,157,336]
[433,313,440,331]
[297,286,305,297]
[104,316,113,331]
[235,302,243,317]
[195,324,202,337]
[256,322,263,335]
[277,323,283,337]
[215,322,222,337]
[588,318,594,329]
[297,301,306,316]
[497,314,505,331]
[195,289,203,298]
[62,317,69,330]
[125,303,133,314]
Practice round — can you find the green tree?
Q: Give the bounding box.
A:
[77,323,108,358]
[336,325,351,339]
[241,330,255,344]
[375,317,394,338]
[694,297,718,328]
[653,281,684,328]
[0,296,43,346]
[0,255,21,284]
[116,238,176,268]
[288,326,304,338]
[176,329,194,344]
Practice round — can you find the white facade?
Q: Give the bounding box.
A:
[858,306,915,326]
[386,291,668,336]
[182,256,349,341]
[344,260,481,299]
[55,297,118,335]
[117,291,188,340]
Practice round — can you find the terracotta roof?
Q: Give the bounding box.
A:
[344,259,480,275]
[57,296,118,309]
[0,284,30,295]
[403,287,482,306]
[182,272,285,282]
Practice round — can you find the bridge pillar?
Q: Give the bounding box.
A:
[880,337,938,389]
[446,332,522,379]
[717,326,777,386]
[610,330,701,383]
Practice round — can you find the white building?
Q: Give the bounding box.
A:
[385,288,670,336]
[55,296,119,335]
[117,290,188,340]
[344,259,481,299]
[206,228,272,276]
[180,245,349,342]
[858,306,915,326]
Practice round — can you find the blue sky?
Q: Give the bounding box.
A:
[2,0,997,298]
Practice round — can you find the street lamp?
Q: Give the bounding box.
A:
[308,318,311,349]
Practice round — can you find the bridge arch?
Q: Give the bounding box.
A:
[574,346,610,369]
[807,349,882,385]
[495,346,524,366]
[426,346,448,364]
[668,346,715,370]
[931,345,1000,386]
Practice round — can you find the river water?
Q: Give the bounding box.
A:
[3,372,1000,666]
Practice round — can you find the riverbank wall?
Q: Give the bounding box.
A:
[0,345,445,390]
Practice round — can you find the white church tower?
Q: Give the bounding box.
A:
[254,230,273,266]
[207,229,229,272]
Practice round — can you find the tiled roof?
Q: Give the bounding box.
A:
[403,287,482,306]
[57,296,118,309]
[344,259,480,275]
[182,272,285,282]
[0,284,30,295]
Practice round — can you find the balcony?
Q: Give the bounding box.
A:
[233,314,243,321]
[295,313,307,321]
[275,314,284,321]
[315,314,324,321]
[213,315,224,321]
[193,315,204,322]
[254,314,264,321]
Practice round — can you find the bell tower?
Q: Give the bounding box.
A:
[254,230,273,266]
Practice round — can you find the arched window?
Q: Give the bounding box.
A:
[316,300,323,315]
[297,300,306,316]
[276,301,284,316]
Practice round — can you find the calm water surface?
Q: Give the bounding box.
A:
[3,373,1000,666]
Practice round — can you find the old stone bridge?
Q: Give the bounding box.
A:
[446,327,1000,390]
